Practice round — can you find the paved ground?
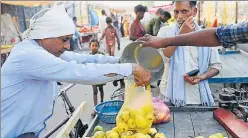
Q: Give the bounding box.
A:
[41,37,133,137]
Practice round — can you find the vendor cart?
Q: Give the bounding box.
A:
[80,30,100,49]
[83,106,234,138]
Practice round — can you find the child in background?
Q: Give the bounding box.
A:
[89,39,105,117]
[99,17,120,56]
[99,17,124,93]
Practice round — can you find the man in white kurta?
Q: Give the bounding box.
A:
[157,1,221,106]
[1,6,151,138]
[99,10,108,52]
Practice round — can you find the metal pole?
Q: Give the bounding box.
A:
[61,92,75,113]
[22,6,27,31]
[58,84,76,113]
[43,117,70,138]
[197,1,201,25]
[87,1,90,25]
[235,1,238,24]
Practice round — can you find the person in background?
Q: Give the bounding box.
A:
[99,17,125,95]
[155,1,221,107]
[70,17,82,51]
[99,17,120,56]
[99,10,108,52]
[120,16,125,37]
[89,39,106,117]
[155,8,164,17]
[141,6,153,27]
[123,16,130,37]
[146,11,171,36]
[129,4,147,41]
[73,16,84,28]
[111,12,119,33]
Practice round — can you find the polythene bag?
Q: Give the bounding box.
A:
[152,97,171,124]
[116,79,153,134]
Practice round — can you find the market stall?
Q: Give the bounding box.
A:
[78,26,100,48]
[1,1,54,66]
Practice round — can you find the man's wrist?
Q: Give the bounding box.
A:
[200,73,208,81]
[162,38,169,48]
[132,64,138,75]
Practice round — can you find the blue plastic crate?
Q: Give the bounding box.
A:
[95,100,124,124]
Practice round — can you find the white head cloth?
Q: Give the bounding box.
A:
[23,6,75,39]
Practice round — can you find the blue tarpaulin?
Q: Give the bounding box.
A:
[89,10,99,27]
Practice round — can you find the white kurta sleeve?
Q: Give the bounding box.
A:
[60,51,120,64]
[22,50,132,85]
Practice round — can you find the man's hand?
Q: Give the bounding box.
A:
[184,74,206,85]
[132,64,151,86]
[179,16,195,34]
[138,34,167,49]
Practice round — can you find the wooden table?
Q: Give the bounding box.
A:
[209,50,248,84]
[83,107,233,138]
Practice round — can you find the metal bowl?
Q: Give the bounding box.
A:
[120,41,164,83]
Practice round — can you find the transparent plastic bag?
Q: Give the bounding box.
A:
[116,79,153,134]
[152,97,171,124]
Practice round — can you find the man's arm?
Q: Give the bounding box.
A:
[140,28,221,48]
[190,48,221,85]
[190,68,219,85]
[204,47,222,79]
[99,29,106,41]
[75,23,85,28]
[140,16,222,48]
[168,28,221,47]
[201,68,219,80]
[60,51,120,64]
[22,50,133,85]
